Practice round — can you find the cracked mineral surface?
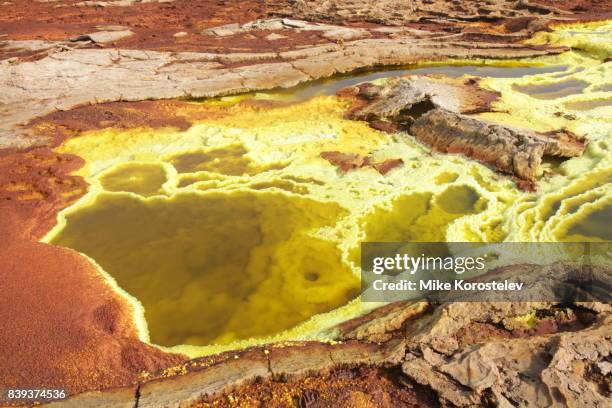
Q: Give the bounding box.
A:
[0,1,611,407]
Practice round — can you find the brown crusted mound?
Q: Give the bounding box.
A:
[196,366,438,408]
[409,109,585,182]
[29,100,229,143]
[320,151,404,175]
[343,76,501,119]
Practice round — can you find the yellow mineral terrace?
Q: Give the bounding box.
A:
[42,23,611,357]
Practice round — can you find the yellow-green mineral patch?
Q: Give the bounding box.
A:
[51,191,357,347]
[43,23,611,357]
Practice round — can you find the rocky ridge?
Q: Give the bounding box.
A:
[38,263,612,408]
[340,77,586,186]
[1,26,565,150]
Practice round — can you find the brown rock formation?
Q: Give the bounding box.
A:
[342,77,585,184]
[401,302,611,407]
[410,109,585,181]
[345,76,501,119]
[320,151,404,175]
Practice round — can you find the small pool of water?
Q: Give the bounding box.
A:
[281,64,570,101]
[51,191,358,347]
[567,204,612,241]
[513,79,589,99]
[99,163,167,197]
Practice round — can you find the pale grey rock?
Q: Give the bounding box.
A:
[0,35,565,149]
[321,27,370,41]
[265,33,288,41]
[71,30,134,44]
[201,23,240,37]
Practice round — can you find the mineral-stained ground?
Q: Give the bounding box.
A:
[0,1,611,407]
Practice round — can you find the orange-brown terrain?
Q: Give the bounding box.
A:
[1,1,611,407]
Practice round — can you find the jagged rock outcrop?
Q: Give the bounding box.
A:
[410,109,585,182]
[402,303,611,408]
[342,77,586,185]
[201,18,371,42]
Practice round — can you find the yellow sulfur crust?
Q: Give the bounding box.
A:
[42,23,611,357]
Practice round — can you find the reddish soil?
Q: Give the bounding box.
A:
[0,0,266,42]
[5,0,606,60]
[0,146,187,397]
[0,147,87,240]
[0,0,366,56]
[197,366,438,408]
[27,98,302,143]
[28,100,229,142]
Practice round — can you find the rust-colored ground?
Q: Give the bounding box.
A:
[0,146,187,396]
[28,100,230,142]
[0,0,266,42]
[197,367,438,408]
[0,0,343,57]
[4,0,607,61]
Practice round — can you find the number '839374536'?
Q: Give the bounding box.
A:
[6,389,67,400]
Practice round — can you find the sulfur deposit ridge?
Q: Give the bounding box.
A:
[0,0,611,406]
